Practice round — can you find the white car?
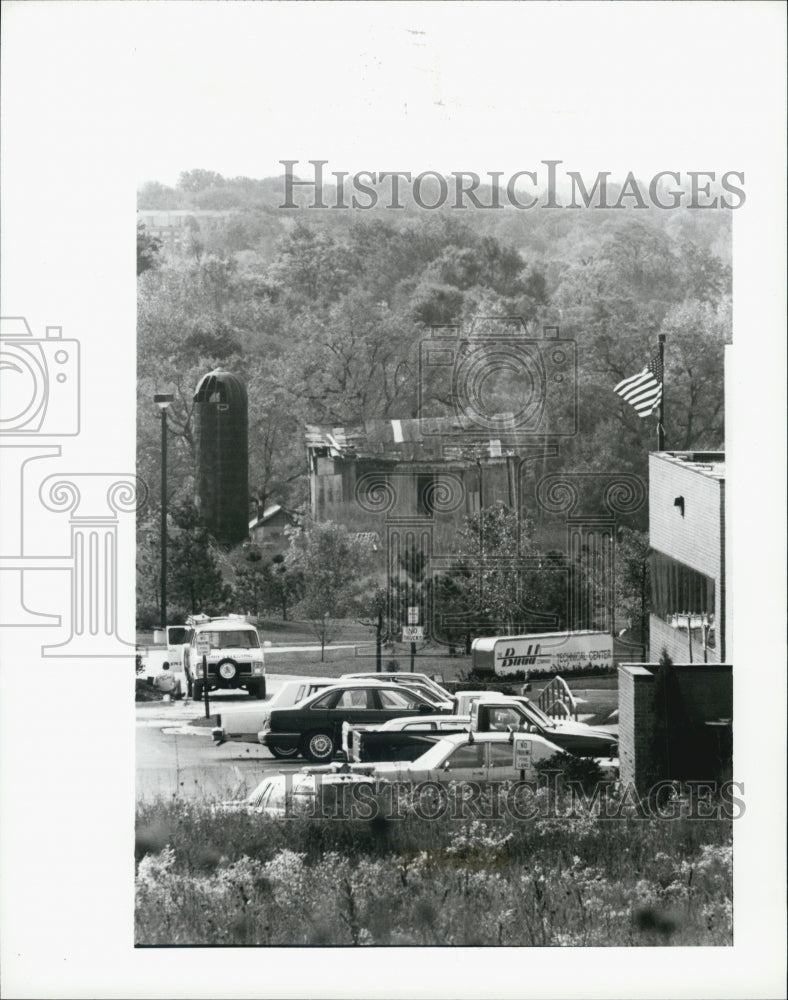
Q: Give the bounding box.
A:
[332,731,569,784]
[340,672,454,709]
[218,770,372,817]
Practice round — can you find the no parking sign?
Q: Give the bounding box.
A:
[513,736,533,771]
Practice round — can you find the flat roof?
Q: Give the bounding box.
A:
[652,451,725,481]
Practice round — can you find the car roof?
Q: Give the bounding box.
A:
[433,730,560,748]
[194,619,258,632]
[379,715,467,729]
[311,680,433,693]
[342,670,438,684]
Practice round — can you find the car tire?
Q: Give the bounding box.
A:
[216,658,239,683]
[248,680,266,699]
[270,745,300,760]
[303,730,336,763]
[193,681,203,701]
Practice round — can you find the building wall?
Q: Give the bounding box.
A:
[310,455,517,554]
[618,662,732,793]
[649,454,722,580]
[650,616,715,666]
[618,665,657,792]
[649,454,725,661]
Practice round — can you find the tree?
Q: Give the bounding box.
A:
[436,503,567,642]
[137,223,162,276]
[178,169,226,192]
[285,520,373,659]
[167,502,232,616]
[232,545,268,620]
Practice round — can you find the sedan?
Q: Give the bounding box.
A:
[258,682,449,763]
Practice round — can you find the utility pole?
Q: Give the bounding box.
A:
[657,334,666,451]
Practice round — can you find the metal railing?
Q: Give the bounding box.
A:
[536,675,578,721]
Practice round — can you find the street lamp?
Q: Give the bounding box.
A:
[154,393,174,629]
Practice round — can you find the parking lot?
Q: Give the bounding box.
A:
[135,675,325,802]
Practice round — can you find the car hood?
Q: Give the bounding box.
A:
[551,720,617,741]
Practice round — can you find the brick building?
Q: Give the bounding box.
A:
[619,661,732,793]
[648,452,726,663]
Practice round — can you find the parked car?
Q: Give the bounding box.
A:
[218,770,371,817]
[475,695,618,758]
[211,680,335,754]
[342,714,470,762]
[346,730,617,784]
[342,695,617,764]
[306,731,570,786]
[341,671,454,708]
[258,681,450,763]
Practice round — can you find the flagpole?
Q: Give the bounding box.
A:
[657,334,666,450]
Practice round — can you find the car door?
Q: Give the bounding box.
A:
[435,740,488,782]
[328,687,379,739]
[487,741,521,781]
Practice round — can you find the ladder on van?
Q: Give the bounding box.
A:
[536,675,578,721]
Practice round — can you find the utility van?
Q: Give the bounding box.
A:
[180,614,266,699]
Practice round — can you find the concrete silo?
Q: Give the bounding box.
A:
[193,369,249,547]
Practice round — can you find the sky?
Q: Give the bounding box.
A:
[124,1,767,186]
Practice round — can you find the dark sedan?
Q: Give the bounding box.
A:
[258,682,448,762]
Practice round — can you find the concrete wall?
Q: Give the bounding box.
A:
[650,616,715,666]
[649,454,725,660]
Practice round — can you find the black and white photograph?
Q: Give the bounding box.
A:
[0,2,785,997]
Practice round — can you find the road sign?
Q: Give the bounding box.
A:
[407,606,420,625]
[402,625,424,641]
[513,737,533,770]
[195,635,212,656]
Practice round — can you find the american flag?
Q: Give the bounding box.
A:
[614,350,663,417]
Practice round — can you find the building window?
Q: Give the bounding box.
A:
[649,551,715,620]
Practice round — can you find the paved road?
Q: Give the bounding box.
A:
[136,674,326,803]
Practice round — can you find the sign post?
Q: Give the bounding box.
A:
[513,736,533,781]
[405,609,421,673]
[202,654,210,718]
[195,633,211,718]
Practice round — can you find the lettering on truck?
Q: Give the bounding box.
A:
[497,645,544,669]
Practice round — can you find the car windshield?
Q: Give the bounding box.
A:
[199,630,260,649]
[513,697,555,728]
[246,777,279,807]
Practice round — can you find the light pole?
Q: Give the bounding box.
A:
[154,393,174,629]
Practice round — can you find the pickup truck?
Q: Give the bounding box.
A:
[343,694,618,763]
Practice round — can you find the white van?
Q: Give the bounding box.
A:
[181,614,266,699]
